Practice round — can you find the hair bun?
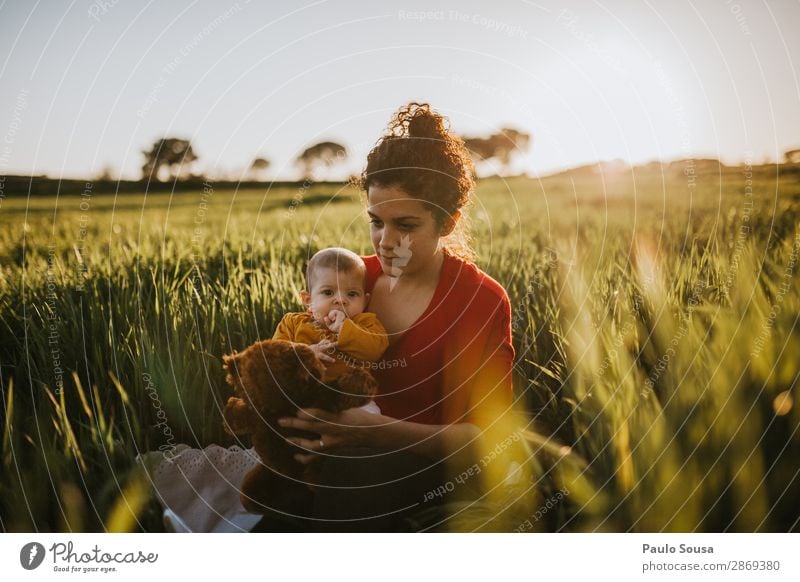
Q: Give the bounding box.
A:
[408,110,443,139]
[389,102,446,139]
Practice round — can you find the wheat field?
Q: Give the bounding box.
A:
[1,166,798,532]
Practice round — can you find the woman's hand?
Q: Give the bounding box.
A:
[278,406,383,464]
[280,408,482,463]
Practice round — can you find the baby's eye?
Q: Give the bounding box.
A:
[348,291,361,298]
[322,290,333,296]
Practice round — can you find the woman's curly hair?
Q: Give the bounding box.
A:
[357,102,476,262]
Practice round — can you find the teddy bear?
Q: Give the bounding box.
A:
[222,339,377,514]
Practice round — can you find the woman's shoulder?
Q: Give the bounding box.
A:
[444,252,511,309]
[436,253,514,348]
[359,251,510,309]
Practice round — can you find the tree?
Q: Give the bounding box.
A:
[141,137,198,181]
[248,157,270,181]
[464,127,532,175]
[784,149,800,164]
[295,141,347,179]
[95,164,115,181]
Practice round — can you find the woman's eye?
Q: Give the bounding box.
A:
[399,224,414,231]
[369,219,382,227]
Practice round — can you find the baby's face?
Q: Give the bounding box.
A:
[302,267,368,321]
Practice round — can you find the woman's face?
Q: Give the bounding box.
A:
[367,184,445,278]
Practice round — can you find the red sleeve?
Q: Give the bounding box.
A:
[464,295,515,428]
[442,292,515,429]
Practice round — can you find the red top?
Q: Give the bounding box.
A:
[361,251,515,427]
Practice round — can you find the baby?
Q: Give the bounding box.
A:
[142,249,386,533]
[272,247,389,385]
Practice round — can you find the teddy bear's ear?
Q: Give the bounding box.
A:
[222,352,242,387]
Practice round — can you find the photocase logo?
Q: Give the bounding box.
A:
[20,542,46,570]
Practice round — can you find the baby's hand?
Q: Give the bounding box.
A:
[323,309,347,333]
[308,339,336,364]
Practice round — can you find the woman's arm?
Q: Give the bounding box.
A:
[280,296,517,462]
[278,407,481,461]
[373,416,481,460]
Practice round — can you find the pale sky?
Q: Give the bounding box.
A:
[1,0,798,180]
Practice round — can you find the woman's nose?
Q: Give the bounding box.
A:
[380,227,398,249]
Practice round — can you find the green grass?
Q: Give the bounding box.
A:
[1,167,799,532]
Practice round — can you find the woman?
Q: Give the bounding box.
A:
[270,103,520,532]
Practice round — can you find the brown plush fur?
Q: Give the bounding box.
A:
[222,339,377,514]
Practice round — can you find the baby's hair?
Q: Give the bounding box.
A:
[305,247,366,290]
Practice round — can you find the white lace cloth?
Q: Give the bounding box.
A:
[139,444,264,533]
[138,401,381,533]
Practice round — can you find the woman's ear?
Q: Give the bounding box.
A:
[440,210,461,236]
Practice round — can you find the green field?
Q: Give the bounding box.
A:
[1,166,799,532]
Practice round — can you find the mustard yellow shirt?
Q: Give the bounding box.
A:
[272,311,389,382]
